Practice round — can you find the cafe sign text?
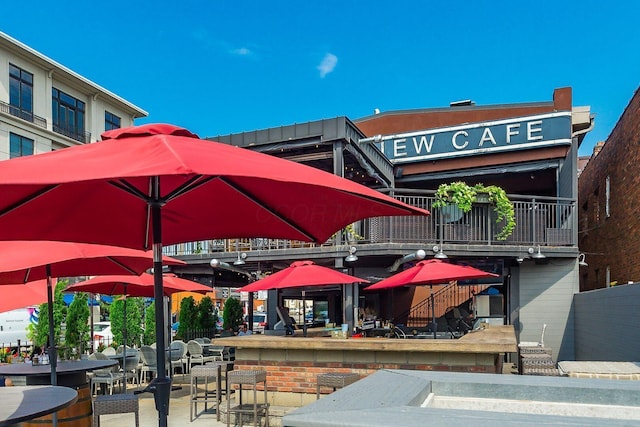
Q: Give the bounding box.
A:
[373,112,572,163]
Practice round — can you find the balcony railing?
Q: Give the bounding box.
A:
[53,124,91,143]
[0,101,47,129]
[163,195,576,257]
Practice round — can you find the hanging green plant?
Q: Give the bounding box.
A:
[433,181,516,240]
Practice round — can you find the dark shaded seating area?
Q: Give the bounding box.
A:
[393,306,473,339]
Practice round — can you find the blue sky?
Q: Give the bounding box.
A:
[2,1,638,156]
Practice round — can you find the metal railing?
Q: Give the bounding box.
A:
[0,100,47,129]
[53,123,91,143]
[164,195,576,257]
[395,283,489,328]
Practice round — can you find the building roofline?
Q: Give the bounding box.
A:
[0,31,148,118]
[354,100,555,123]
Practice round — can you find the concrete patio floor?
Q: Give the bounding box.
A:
[96,373,294,427]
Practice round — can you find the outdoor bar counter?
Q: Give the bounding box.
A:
[215,325,517,406]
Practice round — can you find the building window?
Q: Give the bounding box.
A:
[52,88,86,142]
[10,133,34,158]
[9,64,34,121]
[605,175,610,218]
[105,111,121,131]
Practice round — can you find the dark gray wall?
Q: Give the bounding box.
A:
[517,258,578,361]
[574,283,640,360]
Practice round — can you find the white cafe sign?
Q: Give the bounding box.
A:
[372,112,572,163]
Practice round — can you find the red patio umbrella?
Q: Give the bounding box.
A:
[64,273,210,392]
[0,241,184,391]
[0,279,50,313]
[0,123,428,426]
[366,259,499,338]
[0,241,183,284]
[65,273,211,297]
[238,260,368,336]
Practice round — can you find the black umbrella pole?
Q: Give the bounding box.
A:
[46,266,59,427]
[152,197,170,427]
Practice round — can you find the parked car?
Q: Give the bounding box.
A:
[244,312,267,334]
[93,321,113,349]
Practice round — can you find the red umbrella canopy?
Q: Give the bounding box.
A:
[0,124,429,248]
[0,123,428,423]
[64,273,211,297]
[365,259,499,290]
[238,260,369,293]
[0,279,51,313]
[0,241,185,285]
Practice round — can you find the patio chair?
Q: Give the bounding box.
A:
[168,340,187,377]
[119,348,140,387]
[90,352,121,395]
[519,324,547,348]
[187,340,216,370]
[206,345,225,361]
[139,345,158,384]
[102,347,116,356]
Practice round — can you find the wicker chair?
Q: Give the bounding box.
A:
[169,340,187,376]
[187,340,216,370]
[139,345,158,384]
[90,352,121,395]
[93,393,139,427]
[101,346,116,356]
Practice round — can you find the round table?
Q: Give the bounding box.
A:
[0,385,77,426]
[0,360,118,427]
[0,359,117,386]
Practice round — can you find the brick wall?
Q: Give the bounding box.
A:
[578,87,640,290]
[232,355,499,398]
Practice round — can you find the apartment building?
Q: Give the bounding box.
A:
[0,31,147,160]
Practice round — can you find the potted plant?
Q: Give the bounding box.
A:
[433,181,516,240]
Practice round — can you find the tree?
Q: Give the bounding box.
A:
[65,292,90,357]
[109,297,144,348]
[27,279,68,349]
[176,296,196,339]
[143,303,156,345]
[195,296,217,331]
[222,297,243,332]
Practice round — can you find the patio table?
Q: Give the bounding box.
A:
[0,385,77,426]
[0,359,117,426]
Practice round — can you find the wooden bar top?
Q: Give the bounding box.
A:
[214,325,517,354]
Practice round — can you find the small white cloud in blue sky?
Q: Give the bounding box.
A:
[231,47,253,56]
[317,53,338,78]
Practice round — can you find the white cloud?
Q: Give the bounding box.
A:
[231,47,253,56]
[317,53,338,78]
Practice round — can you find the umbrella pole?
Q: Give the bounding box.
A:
[302,289,307,337]
[151,185,170,427]
[122,290,127,393]
[431,285,436,339]
[45,266,59,427]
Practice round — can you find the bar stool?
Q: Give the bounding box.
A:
[190,364,223,421]
[93,393,139,427]
[316,372,360,399]
[226,370,269,427]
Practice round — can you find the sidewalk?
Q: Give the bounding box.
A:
[96,373,294,427]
